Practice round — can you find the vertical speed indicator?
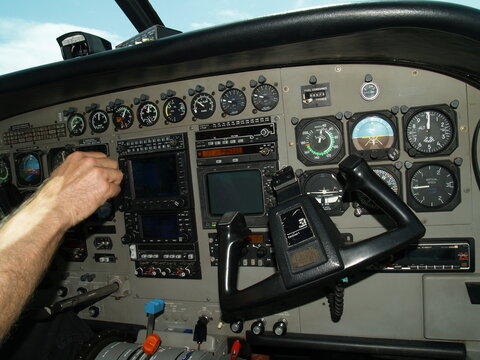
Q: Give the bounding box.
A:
[296,117,344,165]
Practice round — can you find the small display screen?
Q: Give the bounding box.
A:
[16,153,41,185]
[206,170,264,216]
[141,214,180,239]
[280,206,314,246]
[130,155,179,199]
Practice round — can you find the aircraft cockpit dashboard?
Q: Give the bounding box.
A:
[0,1,480,359]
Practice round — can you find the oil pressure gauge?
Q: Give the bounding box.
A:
[403,105,457,156]
[296,116,345,165]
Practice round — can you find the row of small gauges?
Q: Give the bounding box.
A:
[295,103,458,164]
[300,161,460,215]
[0,144,109,188]
[64,79,280,137]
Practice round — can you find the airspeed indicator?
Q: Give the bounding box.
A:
[296,117,344,165]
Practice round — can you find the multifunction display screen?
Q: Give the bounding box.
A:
[206,170,264,216]
[131,155,179,199]
[141,214,180,239]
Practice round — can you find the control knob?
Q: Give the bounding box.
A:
[161,267,172,277]
[172,198,185,208]
[88,306,100,318]
[56,286,68,298]
[251,319,265,336]
[273,319,288,336]
[135,267,144,276]
[121,234,133,244]
[230,320,244,333]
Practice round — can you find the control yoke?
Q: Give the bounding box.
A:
[216,155,425,322]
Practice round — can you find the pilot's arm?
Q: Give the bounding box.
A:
[0,151,123,340]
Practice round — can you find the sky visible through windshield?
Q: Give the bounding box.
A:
[0,0,479,75]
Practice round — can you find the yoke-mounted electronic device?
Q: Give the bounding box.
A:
[217,155,425,322]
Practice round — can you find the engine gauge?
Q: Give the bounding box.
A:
[137,101,159,126]
[15,152,42,186]
[220,88,247,115]
[296,117,344,165]
[405,107,455,155]
[191,93,216,119]
[164,97,187,123]
[0,157,11,183]
[356,167,401,212]
[303,170,347,215]
[89,110,109,133]
[67,113,87,136]
[407,162,460,211]
[112,105,134,130]
[252,84,279,112]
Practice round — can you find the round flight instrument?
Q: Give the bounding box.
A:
[191,93,216,119]
[220,88,247,115]
[51,149,73,171]
[252,84,279,112]
[164,97,187,123]
[89,110,109,133]
[112,105,134,130]
[351,115,395,151]
[405,109,454,154]
[304,171,346,214]
[137,101,159,126]
[296,118,344,164]
[0,158,10,183]
[17,153,41,186]
[409,164,457,208]
[67,113,87,136]
[357,167,400,211]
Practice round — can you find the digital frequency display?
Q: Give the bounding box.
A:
[131,155,179,199]
[207,170,264,216]
[141,214,180,239]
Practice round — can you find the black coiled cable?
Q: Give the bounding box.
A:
[327,282,345,323]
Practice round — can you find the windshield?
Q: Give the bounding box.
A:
[0,0,479,75]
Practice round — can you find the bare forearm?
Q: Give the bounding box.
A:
[0,193,67,339]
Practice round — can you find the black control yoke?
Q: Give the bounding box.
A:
[217,155,425,322]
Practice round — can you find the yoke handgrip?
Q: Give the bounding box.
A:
[338,156,425,268]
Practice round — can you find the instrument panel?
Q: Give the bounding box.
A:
[0,63,478,344]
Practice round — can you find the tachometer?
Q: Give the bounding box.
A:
[191,93,216,119]
[303,170,347,215]
[220,88,247,115]
[89,110,109,133]
[164,97,187,123]
[296,117,344,165]
[112,105,134,130]
[67,113,87,136]
[137,101,159,127]
[405,108,455,155]
[252,84,279,112]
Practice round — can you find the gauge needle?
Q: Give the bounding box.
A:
[426,112,431,130]
[412,185,430,189]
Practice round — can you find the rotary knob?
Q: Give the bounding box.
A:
[251,319,265,336]
[230,320,244,334]
[273,319,287,336]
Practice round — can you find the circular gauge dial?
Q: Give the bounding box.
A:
[357,167,400,210]
[360,82,379,101]
[351,115,395,151]
[297,119,343,164]
[0,158,10,183]
[220,88,247,115]
[164,97,187,123]
[89,110,109,133]
[137,101,159,126]
[191,93,216,119]
[18,154,41,185]
[252,84,279,112]
[406,110,454,154]
[51,149,73,171]
[304,172,345,214]
[409,164,457,208]
[67,113,87,136]
[112,105,134,130]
